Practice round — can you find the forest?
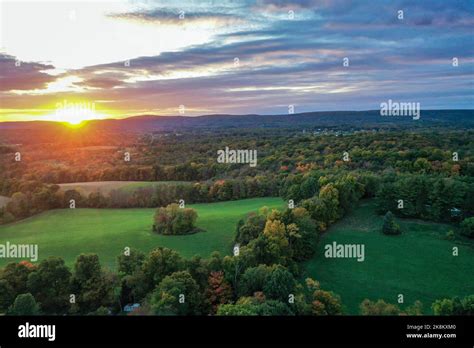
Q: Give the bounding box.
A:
[0,111,473,316]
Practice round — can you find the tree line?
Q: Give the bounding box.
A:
[0,177,279,224]
[1,129,472,188]
[2,248,471,316]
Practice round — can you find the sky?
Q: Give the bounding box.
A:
[0,0,473,122]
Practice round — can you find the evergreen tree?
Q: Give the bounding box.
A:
[382,211,401,235]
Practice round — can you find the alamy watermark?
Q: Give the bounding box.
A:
[380,99,420,120]
[54,99,97,123]
[324,241,365,262]
[0,242,38,262]
[217,146,257,167]
[18,322,55,341]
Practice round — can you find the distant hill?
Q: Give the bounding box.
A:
[0,110,472,145]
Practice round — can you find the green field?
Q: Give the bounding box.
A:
[304,201,474,314]
[0,197,284,269]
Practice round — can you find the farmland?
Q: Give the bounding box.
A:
[0,197,284,268]
[304,201,474,314]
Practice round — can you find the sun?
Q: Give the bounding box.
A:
[47,100,106,126]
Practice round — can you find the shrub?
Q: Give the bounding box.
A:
[445,230,455,240]
[382,211,401,235]
[460,217,474,238]
[360,299,400,315]
[9,293,39,315]
[153,203,198,235]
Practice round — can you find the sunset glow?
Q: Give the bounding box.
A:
[45,100,108,125]
[0,0,473,122]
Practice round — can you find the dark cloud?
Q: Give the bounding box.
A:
[0,54,56,92]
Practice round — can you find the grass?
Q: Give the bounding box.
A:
[303,200,474,314]
[0,197,284,269]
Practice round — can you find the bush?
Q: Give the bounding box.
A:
[445,230,455,240]
[460,217,474,238]
[153,203,199,235]
[432,295,474,315]
[9,293,39,315]
[360,299,400,315]
[382,211,401,235]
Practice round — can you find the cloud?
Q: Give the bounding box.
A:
[109,8,245,26]
[1,0,473,119]
[0,54,56,92]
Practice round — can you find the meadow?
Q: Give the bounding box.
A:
[0,197,284,269]
[304,201,474,314]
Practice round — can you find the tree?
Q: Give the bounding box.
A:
[222,247,256,292]
[255,299,293,315]
[335,174,364,214]
[142,248,184,292]
[216,303,258,316]
[231,294,294,315]
[263,220,289,249]
[89,306,110,316]
[312,290,343,315]
[291,212,318,261]
[318,184,340,225]
[300,176,319,200]
[0,279,15,312]
[153,203,198,235]
[461,295,474,315]
[27,257,71,314]
[7,192,29,219]
[185,256,211,292]
[460,217,474,238]
[270,276,344,316]
[117,248,146,276]
[375,183,398,215]
[432,298,454,315]
[120,271,148,304]
[87,192,107,208]
[70,254,115,314]
[405,300,424,315]
[208,251,224,272]
[9,293,39,315]
[432,295,474,315]
[0,261,36,298]
[360,299,400,315]
[446,230,455,240]
[235,213,266,245]
[63,189,83,208]
[205,271,233,314]
[414,158,431,173]
[263,265,296,302]
[239,264,273,297]
[150,271,201,315]
[291,278,321,315]
[382,211,401,235]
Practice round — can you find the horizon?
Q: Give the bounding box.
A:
[0,0,473,123]
[1,107,473,124]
